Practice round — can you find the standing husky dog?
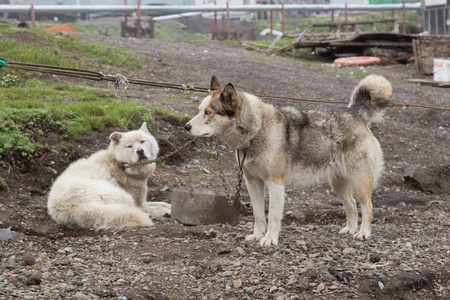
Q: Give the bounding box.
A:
[47,123,171,230]
[185,75,391,246]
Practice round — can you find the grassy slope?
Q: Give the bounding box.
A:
[0,24,156,165]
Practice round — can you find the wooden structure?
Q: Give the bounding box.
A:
[120,19,154,38]
[273,19,415,58]
[413,35,450,75]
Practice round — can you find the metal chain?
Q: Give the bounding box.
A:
[5,61,450,111]
[214,137,245,207]
[123,137,198,168]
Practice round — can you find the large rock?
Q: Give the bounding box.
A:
[403,165,450,194]
[170,188,241,226]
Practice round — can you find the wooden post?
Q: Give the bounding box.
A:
[345,3,348,22]
[30,4,35,28]
[402,2,406,34]
[282,1,285,37]
[213,0,217,39]
[137,0,141,21]
[331,10,334,23]
[345,3,348,32]
[270,11,273,40]
[149,17,154,39]
[124,0,127,26]
[226,1,230,40]
[135,20,141,38]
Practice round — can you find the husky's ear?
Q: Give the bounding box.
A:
[109,132,122,144]
[221,83,238,111]
[210,75,223,91]
[139,122,150,135]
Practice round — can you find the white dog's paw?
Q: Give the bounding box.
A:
[339,226,357,235]
[143,202,171,218]
[353,229,371,240]
[245,233,264,243]
[157,202,171,209]
[259,235,278,247]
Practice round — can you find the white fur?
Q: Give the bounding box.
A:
[47,123,171,230]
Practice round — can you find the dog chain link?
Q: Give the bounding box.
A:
[123,137,198,168]
[214,137,245,207]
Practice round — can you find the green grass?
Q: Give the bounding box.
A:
[0,73,153,163]
[0,24,142,70]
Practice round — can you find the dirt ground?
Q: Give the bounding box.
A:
[0,31,449,300]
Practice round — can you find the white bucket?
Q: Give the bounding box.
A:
[433,58,450,82]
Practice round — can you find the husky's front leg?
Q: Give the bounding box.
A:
[244,174,266,243]
[259,182,285,247]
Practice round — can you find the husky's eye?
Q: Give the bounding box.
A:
[140,140,145,144]
[126,145,132,148]
[205,110,211,115]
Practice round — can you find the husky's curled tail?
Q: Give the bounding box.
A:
[349,75,392,125]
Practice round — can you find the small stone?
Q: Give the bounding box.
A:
[74,292,89,300]
[65,285,76,292]
[269,286,278,293]
[42,272,51,279]
[378,281,385,290]
[26,276,41,286]
[143,257,152,264]
[218,248,232,255]
[63,247,74,253]
[22,253,36,266]
[244,286,257,294]
[343,248,356,255]
[222,270,233,277]
[369,253,381,263]
[405,242,413,248]
[316,283,325,293]
[236,247,245,255]
[233,279,242,289]
[55,258,71,266]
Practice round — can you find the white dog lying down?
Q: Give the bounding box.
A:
[47,123,171,230]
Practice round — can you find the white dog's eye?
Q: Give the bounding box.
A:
[205,110,211,115]
[140,140,145,144]
[126,145,132,148]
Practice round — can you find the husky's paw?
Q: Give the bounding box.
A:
[245,233,264,243]
[353,229,371,240]
[259,235,278,247]
[339,226,357,235]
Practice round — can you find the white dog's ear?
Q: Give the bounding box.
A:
[109,132,122,143]
[221,83,238,111]
[139,122,150,135]
[210,75,223,91]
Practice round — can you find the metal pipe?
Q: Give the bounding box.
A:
[226,1,230,40]
[0,4,422,14]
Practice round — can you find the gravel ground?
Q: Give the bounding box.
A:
[0,32,449,300]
